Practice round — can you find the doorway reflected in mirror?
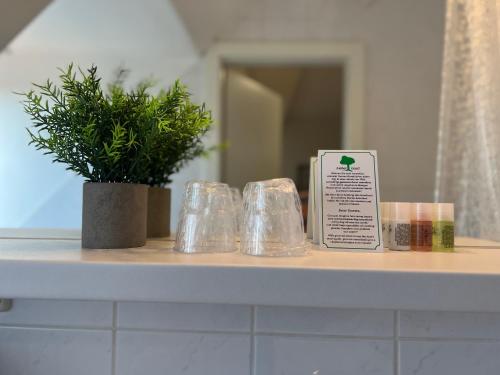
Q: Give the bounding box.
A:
[221,65,344,225]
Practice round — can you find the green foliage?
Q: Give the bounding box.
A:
[20,64,212,185]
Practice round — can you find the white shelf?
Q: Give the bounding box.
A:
[0,229,500,311]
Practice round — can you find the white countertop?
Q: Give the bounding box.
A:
[1,229,500,311]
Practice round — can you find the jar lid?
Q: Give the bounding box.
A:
[391,202,411,221]
[433,203,454,221]
[411,202,433,221]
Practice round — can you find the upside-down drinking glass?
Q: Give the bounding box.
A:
[175,181,238,253]
[240,178,306,256]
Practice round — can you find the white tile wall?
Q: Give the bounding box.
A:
[0,327,112,375]
[256,306,393,337]
[2,300,500,375]
[0,299,113,328]
[255,335,393,375]
[117,301,251,332]
[400,341,500,375]
[400,310,500,339]
[115,331,251,375]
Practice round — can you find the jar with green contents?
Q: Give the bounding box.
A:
[432,203,454,251]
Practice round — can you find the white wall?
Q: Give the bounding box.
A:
[223,69,284,190]
[0,0,210,229]
[245,66,343,189]
[173,0,446,202]
[2,299,500,374]
[282,67,343,186]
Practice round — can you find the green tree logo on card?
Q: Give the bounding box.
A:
[340,155,355,171]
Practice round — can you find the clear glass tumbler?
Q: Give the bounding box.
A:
[241,178,306,256]
[175,181,238,253]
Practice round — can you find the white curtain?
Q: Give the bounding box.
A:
[436,0,500,239]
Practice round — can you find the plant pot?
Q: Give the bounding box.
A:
[147,187,171,238]
[82,182,148,249]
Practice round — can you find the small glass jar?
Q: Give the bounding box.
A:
[389,202,411,251]
[410,203,433,251]
[432,203,454,252]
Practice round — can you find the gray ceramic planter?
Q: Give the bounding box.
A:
[82,182,148,249]
[147,187,171,238]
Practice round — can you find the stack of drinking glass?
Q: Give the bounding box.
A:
[175,178,306,256]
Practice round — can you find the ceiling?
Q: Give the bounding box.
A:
[0,0,52,52]
[170,0,260,52]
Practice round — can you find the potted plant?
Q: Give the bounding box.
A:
[20,64,212,248]
[137,80,212,238]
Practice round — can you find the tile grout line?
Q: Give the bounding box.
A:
[252,332,394,340]
[3,319,500,341]
[111,302,117,375]
[0,323,113,331]
[250,306,256,375]
[109,327,251,335]
[2,322,499,342]
[394,310,400,375]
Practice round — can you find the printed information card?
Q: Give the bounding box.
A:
[316,150,383,251]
